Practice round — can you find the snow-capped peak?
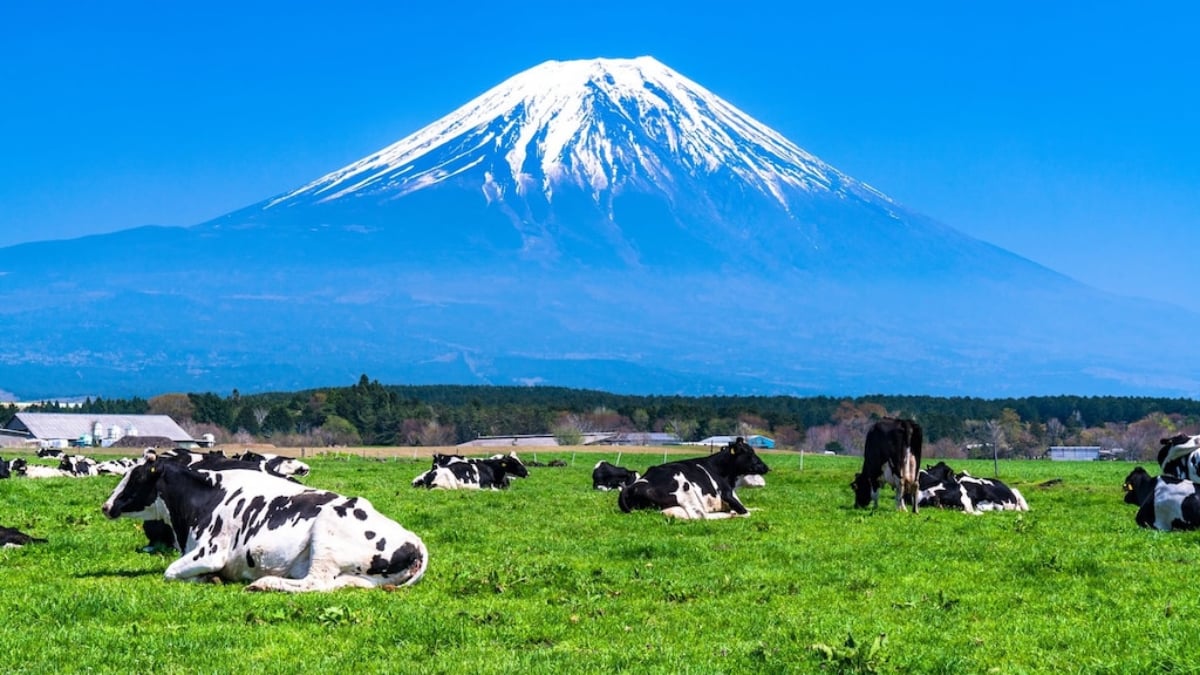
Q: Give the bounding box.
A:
[266,56,886,210]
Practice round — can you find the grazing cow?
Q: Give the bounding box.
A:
[0,525,47,548]
[1123,466,1157,507]
[617,437,770,519]
[412,454,529,490]
[1136,475,1200,531]
[851,418,924,512]
[954,472,1029,511]
[101,451,428,592]
[592,461,640,491]
[1158,434,1200,482]
[58,455,99,477]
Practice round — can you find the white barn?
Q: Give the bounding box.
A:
[1,412,194,449]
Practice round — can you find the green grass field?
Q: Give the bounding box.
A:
[0,450,1195,674]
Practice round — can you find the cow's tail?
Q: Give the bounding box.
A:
[1010,488,1030,512]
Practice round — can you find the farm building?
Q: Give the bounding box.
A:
[1048,445,1102,461]
[0,412,195,449]
[694,435,776,449]
[592,432,681,446]
[458,431,681,448]
[457,433,614,448]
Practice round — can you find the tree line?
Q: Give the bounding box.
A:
[4,375,1199,461]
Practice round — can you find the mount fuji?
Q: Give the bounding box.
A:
[2,56,1198,399]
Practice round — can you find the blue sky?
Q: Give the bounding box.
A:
[3,1,1198,310]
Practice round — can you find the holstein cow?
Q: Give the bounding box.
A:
[230,451,311,479]
[954,472,1029,511]
[97,458,140,476]
[911,462,978,514]
[139,449,312,552]
[1136,475,1200,532]
[617,437,770,519]
[101,451,428,592]
[8,458,67,479]
[412,454,528,490]
[58,455,99,477]
[1123,466,1157,507]
[0,457,10,479]
[592,461,640,491]
[851,418,923,512]
[1158,434,1200,482]
[0,525,47,548]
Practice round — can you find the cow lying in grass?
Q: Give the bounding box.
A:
[908,461,1029,513]
[411,453,528,490]
[617,437,769,519]
[0,525,46,548]
[102,450,427,592]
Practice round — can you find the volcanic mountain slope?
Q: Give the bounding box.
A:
[1,56,1197,399]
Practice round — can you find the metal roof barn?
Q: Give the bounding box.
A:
[3,413,194,447]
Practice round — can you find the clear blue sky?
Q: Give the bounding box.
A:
[3,1,1198,310]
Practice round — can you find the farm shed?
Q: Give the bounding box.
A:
[2,413,195,449]
[1047,445,1101,461]
[592,432,682,446]
[695,435,775,449]
[456,433,614,448]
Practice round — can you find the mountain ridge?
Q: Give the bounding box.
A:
[1,56,1197,400]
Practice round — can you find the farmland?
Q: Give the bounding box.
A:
[0,449,1196,674]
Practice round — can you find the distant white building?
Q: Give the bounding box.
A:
[694,435,776,449]
[1048,445,1101,461]
[0,413,194,449]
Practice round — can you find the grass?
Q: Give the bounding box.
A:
[1,449,1197,674]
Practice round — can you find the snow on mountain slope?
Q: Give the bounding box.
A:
[263,56,889,212]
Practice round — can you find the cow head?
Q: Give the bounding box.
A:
[1159,434,1200,466]
[101,452,168,520]
[719,437,771,477]
[496,454,529,479]
[264,455,310,479]
[850,473,879,508]
[8,458,26,476]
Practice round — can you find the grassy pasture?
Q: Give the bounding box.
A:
[0,449,1196,674]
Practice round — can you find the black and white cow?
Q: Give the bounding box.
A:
[1123,466,1157,507]
[58,455,99,477]
[9,458,67,479]
[0,525,47,548]
[37,448,64,459]
[617,437,770,519]
[851,418,923,512]
[911,462,977,514]
[96,458,139,476]
[0,457,10,480]
[101,451,428,592]
[412,454,529,490]
[1136,475,1200,531]
[592,461,640,491]
[138,449,311,552]
[1158,434,1200,482]
[230,451,311,479]
[954,472,1029,511]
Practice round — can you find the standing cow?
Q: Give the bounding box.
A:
[617,437,770,519]
[102,451,427,592]
[851,418,923,512]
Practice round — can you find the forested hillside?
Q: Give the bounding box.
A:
[5,375,1198,461]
